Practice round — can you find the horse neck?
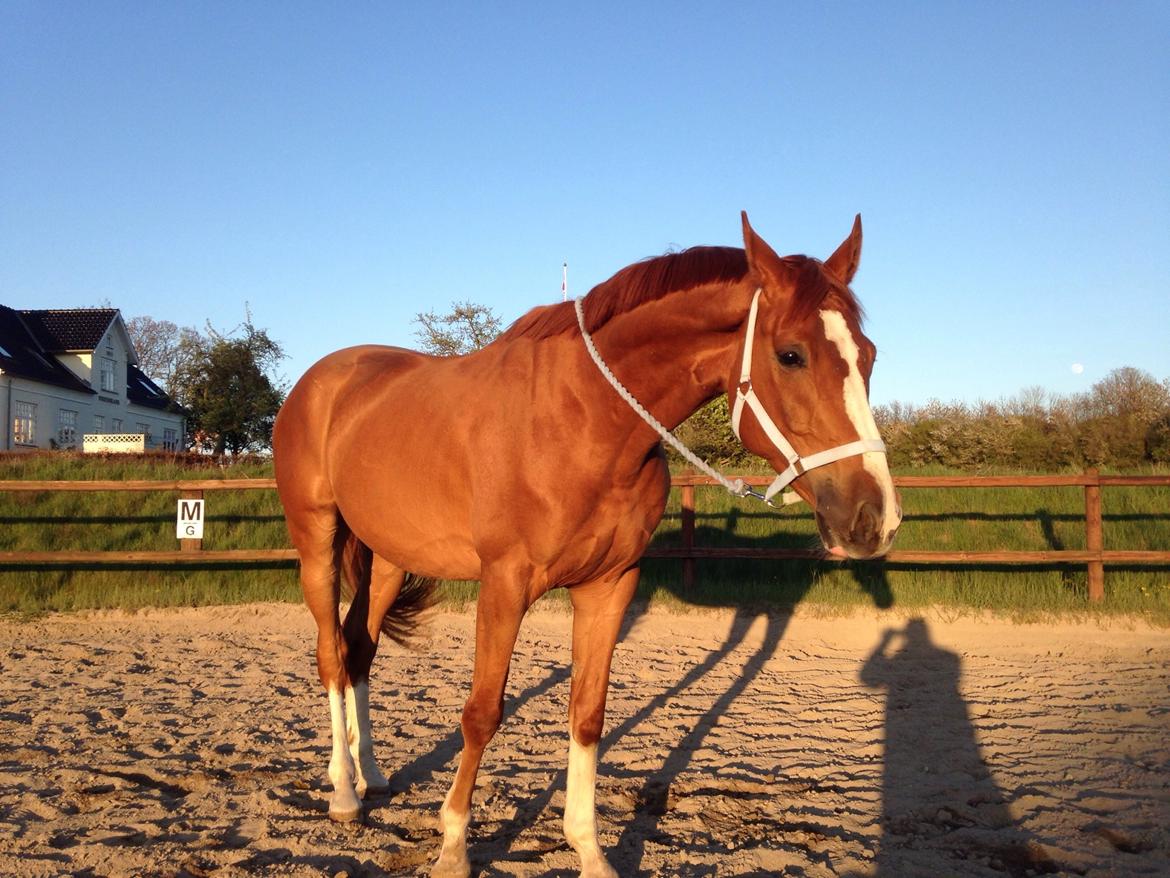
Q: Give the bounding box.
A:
[584,281,754,433]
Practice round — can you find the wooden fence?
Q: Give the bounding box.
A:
[649,469,1170,601]
[1,470,1168,602]
[0,479,294,565]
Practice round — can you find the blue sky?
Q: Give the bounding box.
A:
[2,2,1167,407]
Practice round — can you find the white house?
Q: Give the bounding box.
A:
[0,306,186,452]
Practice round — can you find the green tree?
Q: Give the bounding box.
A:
[673,397,748,467]
[170,320,286,455]
[1147,414,1170,463]
[413,301,502,356]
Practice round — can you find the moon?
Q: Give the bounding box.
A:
[1071,363,1085,374]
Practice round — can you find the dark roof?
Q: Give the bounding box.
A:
[2,305,182,415]
[19,308,119,352]
[0,306,97,394]
[127,363,188,414]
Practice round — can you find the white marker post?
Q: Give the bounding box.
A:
[177,494,205,551]
[562,262,568,301]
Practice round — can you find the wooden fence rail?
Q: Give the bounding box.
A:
[2,470,1168,602]
[649,468,1170,602]
[0,479,292,565]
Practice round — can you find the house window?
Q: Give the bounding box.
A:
[136,422,151,442]
[58,409,78,447]
[100,357,117,392]
[13,401,36,445]
[93,415,105,432]
[112,418,123,432]
[163,428,178,450]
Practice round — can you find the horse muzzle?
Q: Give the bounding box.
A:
[814,487,901,561]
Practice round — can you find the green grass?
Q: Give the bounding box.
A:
[0,452,298,611]
[642,464,1170,622]
[2,453,1168,622]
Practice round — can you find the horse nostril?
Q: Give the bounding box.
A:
[851,501,882,543]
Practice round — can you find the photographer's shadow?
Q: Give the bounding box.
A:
[860,619,1059,876]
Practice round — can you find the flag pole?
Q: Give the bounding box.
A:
[562,262,568,301]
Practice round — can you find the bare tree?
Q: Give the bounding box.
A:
[125,315,211,392]
[1082,367,1170,423]
[125,316,181,388]
[413,301,502,356]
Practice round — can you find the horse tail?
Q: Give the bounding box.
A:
[339,527,373,603]
[340,529,438,649]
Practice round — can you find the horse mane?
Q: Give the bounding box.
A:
[500,247,747,341]
[498,245,861,342]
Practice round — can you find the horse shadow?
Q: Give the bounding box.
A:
[587,521,891,875]
[388,515,895,876]
[460,519,1055,875]
[318,505,1058,877]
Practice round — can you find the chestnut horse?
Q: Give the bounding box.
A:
[273,213,900,877]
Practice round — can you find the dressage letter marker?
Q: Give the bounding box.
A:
[177,498,205,540]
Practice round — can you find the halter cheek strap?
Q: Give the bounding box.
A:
[576,288,886,508]
[731,288,886,502]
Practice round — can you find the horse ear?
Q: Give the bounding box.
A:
[824,214,863,285]
[741,211,790,287]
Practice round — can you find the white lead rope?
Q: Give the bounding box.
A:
[574,297,799,506]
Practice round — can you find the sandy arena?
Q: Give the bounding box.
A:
[1,602,1167,877]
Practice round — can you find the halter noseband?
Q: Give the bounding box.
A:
[574,288,886,507]
[730,287,886,503]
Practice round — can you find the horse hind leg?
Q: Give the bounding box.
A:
[341,552,406,798]
[291,506,364,822]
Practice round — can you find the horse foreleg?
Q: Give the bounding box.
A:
[342,557,405,797]
[432,581,529,878]
[564,568,639,878]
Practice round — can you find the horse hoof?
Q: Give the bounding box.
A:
[361,778,391,797]
[430,853,471,878]
[328,802,363,823]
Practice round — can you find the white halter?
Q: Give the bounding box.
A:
[574,288,885,507]
[731,287,886,502]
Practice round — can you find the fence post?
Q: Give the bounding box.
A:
[1084,468,1104,602]
[681,481,696,592]
[180,488,204,554]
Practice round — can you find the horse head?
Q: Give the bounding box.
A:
[731,213,901,559]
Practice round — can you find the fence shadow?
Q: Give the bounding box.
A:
[859,619,1060,876]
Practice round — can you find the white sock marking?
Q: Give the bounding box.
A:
[564,736,615,876]
[327,686,361,818]
[345,681,388,796]
[435,785,471,871]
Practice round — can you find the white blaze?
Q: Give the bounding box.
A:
[819,310,901,537]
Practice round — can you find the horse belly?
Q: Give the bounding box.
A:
[326,434,480,579]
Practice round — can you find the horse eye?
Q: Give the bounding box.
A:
[778,349,805,369]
